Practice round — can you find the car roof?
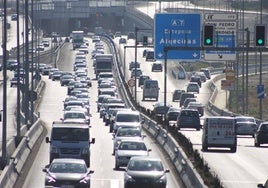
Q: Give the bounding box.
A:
[51,158,86,165]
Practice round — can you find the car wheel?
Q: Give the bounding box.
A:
[115,162,119,170]
[202,143,207,152]
[230,146,237,153]
[255,141,260,147]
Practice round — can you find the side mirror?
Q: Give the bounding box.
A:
[42,168,48,173]
[90,138,96,144]
[45,137,50,143]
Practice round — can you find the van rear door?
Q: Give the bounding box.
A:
[207,117,236,145]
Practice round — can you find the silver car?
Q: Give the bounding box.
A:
[115,139,151,169]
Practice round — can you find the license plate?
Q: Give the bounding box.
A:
[62,185,74,188]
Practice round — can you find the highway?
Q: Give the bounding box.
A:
[1,2,268,188]
[20,39,183,188]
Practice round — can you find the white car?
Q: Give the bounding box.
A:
[115,139,151,169]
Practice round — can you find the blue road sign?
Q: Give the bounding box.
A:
[257,84,265,99]
[154,13,201,60]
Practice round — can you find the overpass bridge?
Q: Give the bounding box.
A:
[13,0,153,37]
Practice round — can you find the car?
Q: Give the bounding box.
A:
[142,49,149,58]
[194,71,207,82]
[114,31,121,38]
[176,109,201,131]
[61,110,90,124]
[254,122,268,147]
[235,116,258,137]
[186,82,200,93]
[127,32,135,40]
[129,61,140,70]
[42,158,94,188]
[113,110,144,133]
[36,44,45,51]
[130,68,143,78]
[112,127,143,154]
[182,98,197,108]
[166,107,180,122]
[11,14,18,21]
[6,59,18,71]
[138,75,150,87]
[200,68,211,79]
[145,50,155,61]
[190,75,202,87]
[41,40,50,47]
[115,139,151,169]
[151,62,163,72]
[179,92,195,107]
[51,70,63,81]
[119,37,127,44]
[186,102,204,116]
[152,102,172,117]
[172,89,185,102]
[124,156,169,188]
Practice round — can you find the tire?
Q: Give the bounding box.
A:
[85,158,90,167]
[115,161,119,170]
[255,141,260,147]
[202,144,207,152]
[230,146,237,153]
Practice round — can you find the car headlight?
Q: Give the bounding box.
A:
[79,176,90,184]
[155,174,167,183]
[124,173,135,183]
[51,146,58,154]
[47,174,56,183]
[116,140,121,146]
[82,147,89,154]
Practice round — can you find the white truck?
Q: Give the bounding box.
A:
[94,54,113,79]
[202,116,237,152]
[71,30,84,49]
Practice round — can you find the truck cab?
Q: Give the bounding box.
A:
[45,121,95,167]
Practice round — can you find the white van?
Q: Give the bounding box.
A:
[202,116,237,152]
[142,80,159,101]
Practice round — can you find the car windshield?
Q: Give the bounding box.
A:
[119,142,147,151]
[236,117,255,123]
[52,128,89,141]
[116,114,139,122]
[128,160,163,171]
[50,162,87,173]
[64,112,86,119]
[117,129,141,137]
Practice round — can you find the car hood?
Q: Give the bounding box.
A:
[117,150,148,156]
[49,172,87,181]
[126,170,165,179]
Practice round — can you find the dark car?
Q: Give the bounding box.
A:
[124,156,169,188]
[186,82,200,93]
[60,74,74,86]
[119,37,127,44]
[152,102,172,117]
[179,92,195,107]
[172,89,185,102]
[145,50,155,61]
[166,107,180,122]
[151,62,163,72]
[254,122,268,147]
[42,158,94,188]
[176,109,201,131]
[200,68,211,79]
[190,75,202,87]
[138,75,150,87]
[129,61,140,70]
[127,32,135,40]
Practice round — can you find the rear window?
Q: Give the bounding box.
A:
[180,110,199,117]
[116,114,139,122]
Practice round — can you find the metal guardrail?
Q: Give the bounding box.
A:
[103,34,207,188]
